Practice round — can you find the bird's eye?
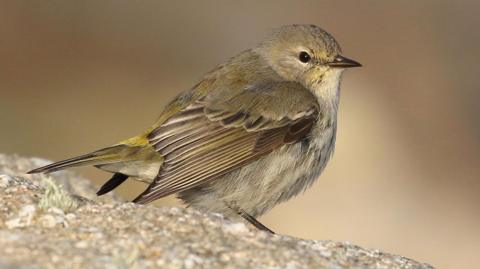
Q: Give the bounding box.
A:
[299,51,311,63]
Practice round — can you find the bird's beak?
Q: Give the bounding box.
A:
[327,55,362,68]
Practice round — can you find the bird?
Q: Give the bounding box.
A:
[28,24,361,233]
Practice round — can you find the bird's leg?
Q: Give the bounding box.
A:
[226,203,275,234]
[239,210,275,234]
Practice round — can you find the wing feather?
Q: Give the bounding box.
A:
[133,83,319,204]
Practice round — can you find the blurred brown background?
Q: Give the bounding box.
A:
[1,1,479,268]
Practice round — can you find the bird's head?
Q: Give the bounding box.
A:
[255,24,361,96]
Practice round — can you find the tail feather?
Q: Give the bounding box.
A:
[27,153,97,174]
[96,173,129,196]
[27,144,136,174]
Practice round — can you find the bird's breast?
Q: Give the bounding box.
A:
[220,123,336,216]
[271,123,336,203]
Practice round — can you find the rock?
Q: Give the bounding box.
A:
[4,204,37,229]
[0,154,435,269]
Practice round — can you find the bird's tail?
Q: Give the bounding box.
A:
[27,144,139,174]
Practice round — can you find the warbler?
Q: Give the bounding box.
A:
[28,24,361,233]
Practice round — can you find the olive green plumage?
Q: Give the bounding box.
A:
[28,24,360,233]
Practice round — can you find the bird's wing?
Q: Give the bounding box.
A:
[133,81,319,204]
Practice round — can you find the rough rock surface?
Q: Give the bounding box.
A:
[0,154,434,269]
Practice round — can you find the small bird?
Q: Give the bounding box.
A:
[28,24,361,233]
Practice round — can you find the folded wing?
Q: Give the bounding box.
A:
[133,81,319,204]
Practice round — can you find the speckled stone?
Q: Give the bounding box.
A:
[0,154,435,269]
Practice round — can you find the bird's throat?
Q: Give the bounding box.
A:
[310,69,343,118]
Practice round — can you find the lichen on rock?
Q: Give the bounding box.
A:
[38,178,81,213]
